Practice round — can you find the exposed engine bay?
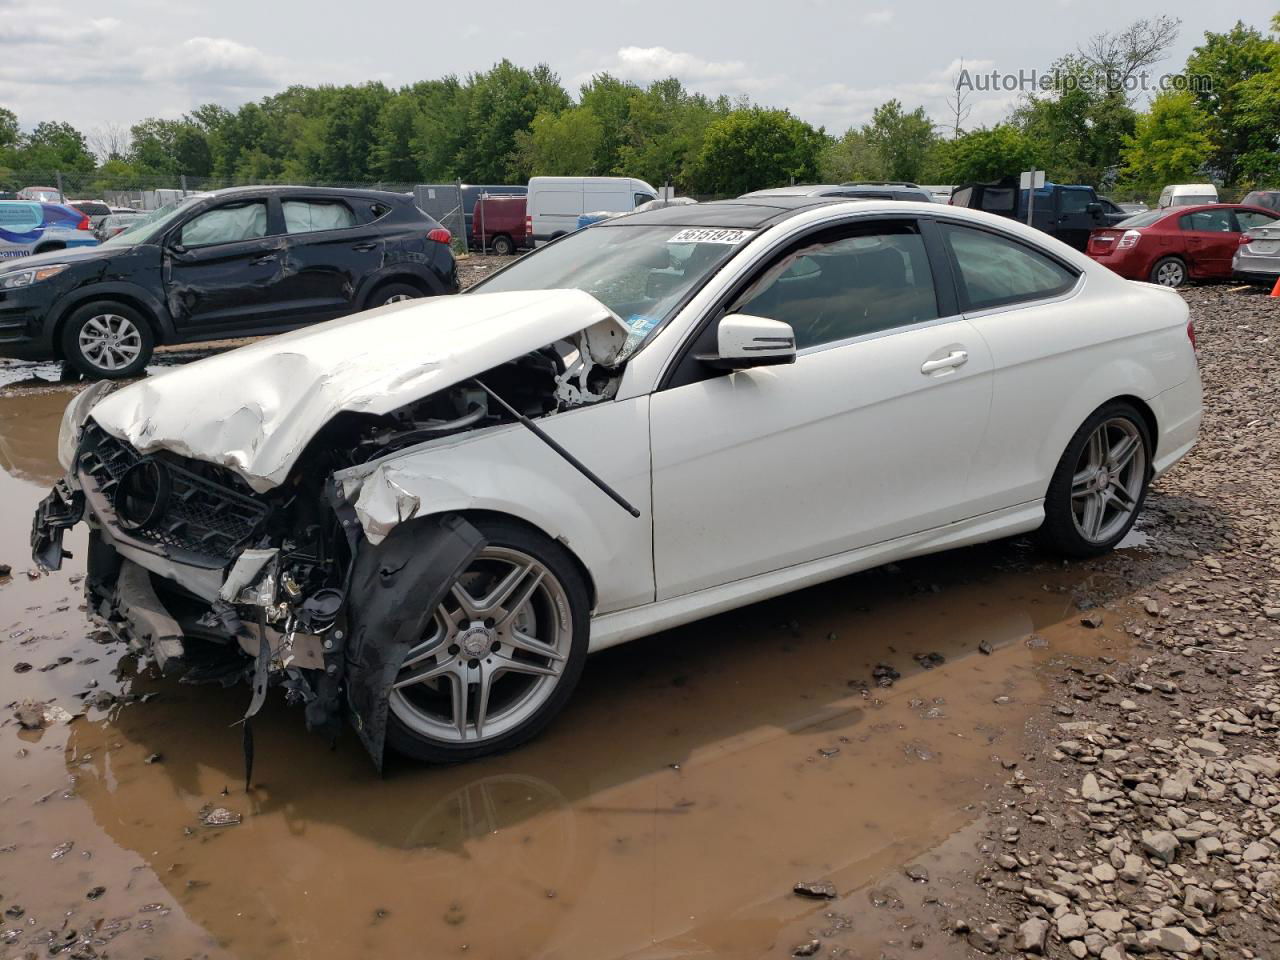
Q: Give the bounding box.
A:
[31,321,631,772]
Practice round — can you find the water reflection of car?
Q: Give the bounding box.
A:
[1087,203,1280,287]
[0,186,459,378]
[36,196,1202,770]
[0,201,97,259]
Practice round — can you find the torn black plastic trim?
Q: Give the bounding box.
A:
[343,512,485,771]
[31,477,84,571]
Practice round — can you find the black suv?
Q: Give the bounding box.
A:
[0,186,459,378]
[948,178,1130,251]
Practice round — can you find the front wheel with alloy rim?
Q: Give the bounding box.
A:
[1040,402,1152,558]
[386,519,590,763]
[60,301,154,379]
[1150,256,1186,287]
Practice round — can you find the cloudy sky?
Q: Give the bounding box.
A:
[1,0,1275,141]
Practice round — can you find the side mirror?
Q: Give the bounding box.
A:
[168,241,187,255]
[1086,202,1103,218]
[697,314,796,370]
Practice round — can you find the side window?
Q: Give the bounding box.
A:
[283,199,357,234]
[1060,190,1094,214]
[940,222,1078,312]
[1179,209,1234,232]
[180,201,268,247]
[1234,210,1278,231]
[634,193,654,207]
[733,221,940,350]
[0,203,41,231]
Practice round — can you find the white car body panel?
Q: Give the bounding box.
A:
[87,289,629,492]
[336,397,655,615]
[649,316,994,598]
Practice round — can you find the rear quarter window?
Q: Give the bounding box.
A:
[940,222,1079,312]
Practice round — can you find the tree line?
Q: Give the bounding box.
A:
[0,14,1276,201]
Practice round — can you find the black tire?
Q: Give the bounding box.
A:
[490,234,515,256]
[60,300,154,380]
[1150,256,1186,287]
[1040,401,1152,558]
[385,517,591,763]
[369,282,423,308]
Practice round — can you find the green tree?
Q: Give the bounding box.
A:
[1185,21,1280,183]
[690,107,824,195]
[933,124,1040,183]
[0,108,19,153]
[818,127,884,182]
[411,77,471,181]
[370,92,424,182]
[515,107,605,176]
[617,78,730,190]
[579,73,639,174]
[1117,91,1213,195]
[318,83,392,181]
[864,100,937,182]
[18,121,96,172]
[456,61,570,181]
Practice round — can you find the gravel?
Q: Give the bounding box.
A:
[943,285,1280,958]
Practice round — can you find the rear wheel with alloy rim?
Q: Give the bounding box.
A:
[1040,402,1152,557]
[386,519,590,762]
[61,300,154,379]
[1150,256,1186,287]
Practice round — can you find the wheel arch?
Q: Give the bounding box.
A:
[356,270,443,310]
[452,508,599,612]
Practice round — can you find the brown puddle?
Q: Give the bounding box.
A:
[0,390,1142,960]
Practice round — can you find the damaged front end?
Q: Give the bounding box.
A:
[32,293,631,770]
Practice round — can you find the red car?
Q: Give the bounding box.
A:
[472,194,530,256]
[1087,203,1280,287]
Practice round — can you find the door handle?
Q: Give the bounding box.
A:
[921,350,968,374]
[351,242,377,252]
[251,254,277,265]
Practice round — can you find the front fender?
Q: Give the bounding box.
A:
[52,280,176,342]
[337,397,655,617]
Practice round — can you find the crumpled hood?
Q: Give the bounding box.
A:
[88,289,628,492]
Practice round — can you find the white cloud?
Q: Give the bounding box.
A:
[611,46,747,83]
[145,37,282,90]
[863,8,894,24]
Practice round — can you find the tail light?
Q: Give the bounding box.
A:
[1116,229,1141,249]
[1187,320,1197,352]
[525,215,532,236]
[427,227,451,245]
[1239,233,1253,245]
[76,215,90,231]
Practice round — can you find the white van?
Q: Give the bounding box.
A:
[1158,184,1219,208]
[527,176,658,245]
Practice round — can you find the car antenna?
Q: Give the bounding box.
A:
[471,378,641,518]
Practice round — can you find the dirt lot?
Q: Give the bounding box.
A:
[0,282,1276,959]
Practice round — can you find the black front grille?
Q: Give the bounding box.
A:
[78,421,268,565]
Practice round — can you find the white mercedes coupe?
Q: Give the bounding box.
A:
[35,196,1202,767]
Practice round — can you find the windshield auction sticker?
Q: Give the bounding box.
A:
[668,228,755,244]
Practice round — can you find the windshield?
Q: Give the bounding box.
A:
[470,224,748,353]
[103,197,201,246]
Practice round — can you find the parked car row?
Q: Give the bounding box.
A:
[0,186,458,377]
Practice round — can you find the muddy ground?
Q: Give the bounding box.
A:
[0,281,1275,959]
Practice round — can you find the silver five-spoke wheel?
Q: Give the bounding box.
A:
[389,546,572,745]
[77,313,143,372]
[1070,417,1146,544]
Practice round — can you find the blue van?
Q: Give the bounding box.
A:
[0,201,98,259]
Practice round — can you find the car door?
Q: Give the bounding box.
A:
[1178,208,1239,277]
[1053,188,1101,251]
[648,217,995,600]
[936,220,1096,514]
[278,195,378,322]
[164,196,290,334]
